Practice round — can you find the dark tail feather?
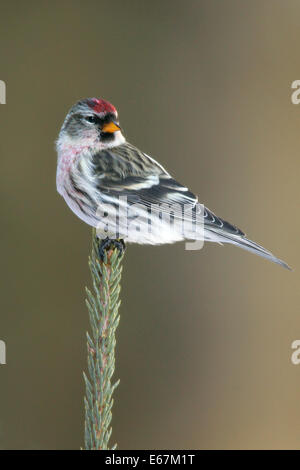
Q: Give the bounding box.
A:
[229,236,291,270]
[206,229,291,270]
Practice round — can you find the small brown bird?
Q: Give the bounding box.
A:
[56,97,290,269]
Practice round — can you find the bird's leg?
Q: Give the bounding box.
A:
[98,237,126,261]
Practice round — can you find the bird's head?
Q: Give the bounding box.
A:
[57,98,125,151]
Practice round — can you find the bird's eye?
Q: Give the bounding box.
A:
[85,115,97,123]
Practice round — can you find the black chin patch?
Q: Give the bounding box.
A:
[100,131,115,143]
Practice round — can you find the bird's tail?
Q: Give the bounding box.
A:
[201,206,291,270]
[205,228,291,270]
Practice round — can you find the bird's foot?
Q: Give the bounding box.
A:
[98,237,126,261]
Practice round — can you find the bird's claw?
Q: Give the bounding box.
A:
[98,237,126,261]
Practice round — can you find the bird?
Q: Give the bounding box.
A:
[56,97,290,269]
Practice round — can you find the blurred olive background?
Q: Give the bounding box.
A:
[0,0,299,450]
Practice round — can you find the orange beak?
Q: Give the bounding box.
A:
[101,121,121,133]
